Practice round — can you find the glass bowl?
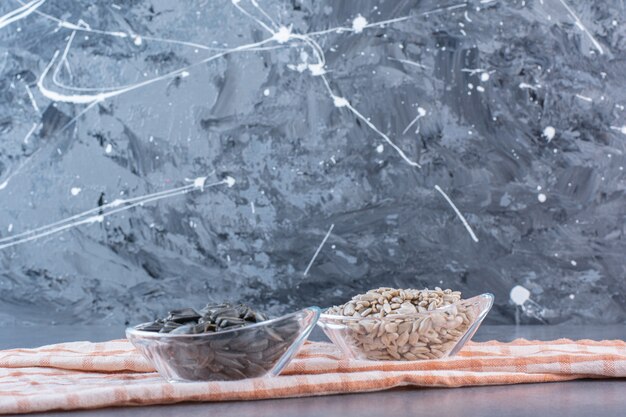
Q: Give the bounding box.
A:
[126,306,320,382]
[317,293,493,361]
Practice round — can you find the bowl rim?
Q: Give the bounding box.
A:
[318,293,494,321]
[126,305,321,339]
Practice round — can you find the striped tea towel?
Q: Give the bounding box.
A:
[0,338,625,414]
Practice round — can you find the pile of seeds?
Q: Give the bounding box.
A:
[136,303,269,334]
[326,287,463,318]
[323,287,476,361]
[132,303,300,380]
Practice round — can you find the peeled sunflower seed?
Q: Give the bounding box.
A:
[325,287,476,361]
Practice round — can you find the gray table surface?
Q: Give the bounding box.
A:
[1,324,625,417]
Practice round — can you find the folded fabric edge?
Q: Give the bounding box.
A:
[472,338,626,346]
[0,371,593,415]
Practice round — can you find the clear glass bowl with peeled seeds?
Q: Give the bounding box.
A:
[318,288,493,361]
[126,304,320,382]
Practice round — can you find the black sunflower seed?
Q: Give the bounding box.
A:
[166,308,201,324]
[133,302,303,381]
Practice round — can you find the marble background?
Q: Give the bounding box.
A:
[0,0,624,326]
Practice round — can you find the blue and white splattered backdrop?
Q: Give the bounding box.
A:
[0,0,624,326]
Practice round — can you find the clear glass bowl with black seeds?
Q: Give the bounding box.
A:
[126,305,320,382]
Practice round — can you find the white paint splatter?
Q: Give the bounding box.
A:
[388,57,428,69]
[575,94,592,102]
[480,72,490,82]
[352,15,368,33]
[542,126,556,142]
[538,193,547,203]
[1,178,14,191]
[434,185,479,243]
[263,88,270,96]
[110,199,125,207]
[193,176,207,190]
[0,0,46,30]
[230,0,274,35]
[70,187,82,196]
[38,0,424,176]
[510,285,531,305]
[14,0,489,257]
[0,177,231,250]
[105,143,112,153]
[461,68,489,76]
[376,144,384,153]
[610,125,626,135]
[519,82,540,90]
[24,84,40,113]
[421,3,467,16]
[402,107,427,135]
[23,122,38,144]
[224,176,236,187]
[307,14,414,37]
[557,0,604,55]
[37,35,274,105]
[334,96,421,167]
[8,224,13,233]
[307,63,326,76]
[273,26,292,43]
[332,96,349,108]
[249,0,280,31]
[303,223,334,276]
[570,260,577,266]
[28,6,173,44]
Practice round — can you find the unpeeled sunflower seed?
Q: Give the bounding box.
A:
[134,302,300,381]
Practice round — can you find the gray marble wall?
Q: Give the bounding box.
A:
[0,0,624,327]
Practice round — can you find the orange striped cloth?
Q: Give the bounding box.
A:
[1,338,625,414]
